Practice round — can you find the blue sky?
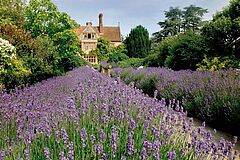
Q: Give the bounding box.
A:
[52,0,230,37]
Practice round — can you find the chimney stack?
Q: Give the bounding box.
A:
[99,13,103,33]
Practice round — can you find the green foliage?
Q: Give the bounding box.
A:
[0,24,35,58]
[157,7,183,38]
[0,38,16,74]
[25,35,58,82]
[182,5,208,32]
[202,0,240,59]
[118,58,144,68]
[143,53,160,67]
[0,38,31,88]
[0,0,26,25]
[138,76,157,97]
[197,56,239,71]
[24,0,79,38]
[94,38,111,61]
[153,5,208,42]
[164,32,208,70]
[157,36,179,67]
[124,25,151,58]
[0,0,85,90]
[1,59,31,89]
[52,30,86,73]
[109,45,128,63]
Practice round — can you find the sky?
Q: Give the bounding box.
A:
[52,0,230,37]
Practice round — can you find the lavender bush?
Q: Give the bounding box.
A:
[112,67,240,136]
[0,67,239,159]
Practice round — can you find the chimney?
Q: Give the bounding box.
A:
[86,22,92,26]
[99,13,103,33]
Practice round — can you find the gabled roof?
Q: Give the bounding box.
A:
[74,26,122,42]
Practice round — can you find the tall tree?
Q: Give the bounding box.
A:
[183,5,208,32]
[153,5,207,43]
[202,0,240,60]
[24,0,79,38]
[124,25,151,58]
[158,7,183,37]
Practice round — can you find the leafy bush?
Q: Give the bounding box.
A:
[0,38,16,71]
[164,32,208,70]
[138,75,157,97]
[143,54,160,67]
[52,30,86,73]
[109,45,129,63]
[197,56,239,71]
[2,59,31,89]
[118,58,144,68]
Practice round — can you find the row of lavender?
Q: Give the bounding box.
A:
[0,67,239,159]
[112,68,240,136]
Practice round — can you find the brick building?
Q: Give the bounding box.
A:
[74,13,122,64]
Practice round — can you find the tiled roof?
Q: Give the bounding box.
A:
[74,26,122,42]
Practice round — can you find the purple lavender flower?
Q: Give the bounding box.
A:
[59,151,67,160]
[167,151,176,160]
[94,142,103,155]
[102,153,108,160]
[100,129,106,142]
[24,149,30,160]
[68,141,74,160]
[0,150,5,160]
[90,134,96,144]
[140,147,147,160]
[126,132,134,155]
[44,147,51,160]
[80,128,88,148]
[111,126,118,155]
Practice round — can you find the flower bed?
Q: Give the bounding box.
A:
[0,67,239,159]
[112,67,240,136]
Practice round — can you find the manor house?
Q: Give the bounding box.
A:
[74,13,122,64]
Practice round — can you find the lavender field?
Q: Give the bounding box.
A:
[112,68,240,137]
[0,67,239,159]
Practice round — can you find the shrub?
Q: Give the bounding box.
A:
[143,54,160,67]
[118,58,144,68]
[197,56,239,71]
[109,44,128,63]
[2,59,31,89]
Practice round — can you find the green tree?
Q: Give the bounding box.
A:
[24,0,79,38]
[94,38,111,61]
[124,25,151,58]
[109,45,128,63]
[164,31,208,70]
[202,0,240,60]
[157,7,183,38]
[52,30,86,74]
[182,5,208,32]
[0,0,26,25]
[157,35,179,66]
[153,5,207,43]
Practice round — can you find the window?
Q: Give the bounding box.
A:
[88,34,91,39]
[84,55,97,64]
